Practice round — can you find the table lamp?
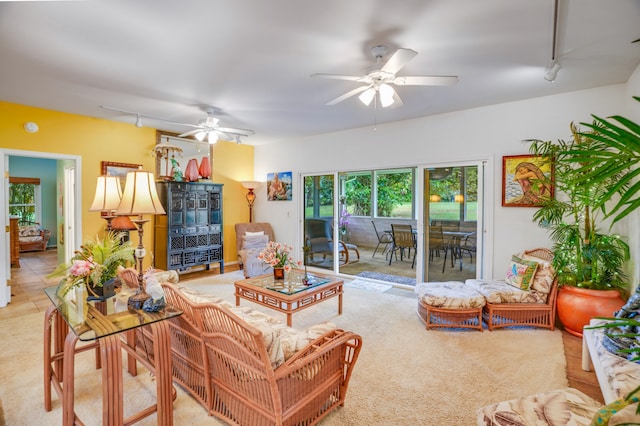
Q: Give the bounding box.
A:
[89,175,123,230]
[116,169,166,309]
[240,181,261,223]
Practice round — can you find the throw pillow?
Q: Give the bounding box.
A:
[245,231,265,236]
[242,234,270,249]
[505,255,539,290]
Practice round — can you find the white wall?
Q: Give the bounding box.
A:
[253,79,639,283]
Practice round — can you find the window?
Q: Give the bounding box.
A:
[9,177,41,223]
[429,166,477,222]
[375,168,414,218]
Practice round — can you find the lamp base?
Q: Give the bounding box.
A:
[127,290,152,310]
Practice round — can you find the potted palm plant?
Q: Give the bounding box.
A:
[48,231,135,300]
[528,123,630,337]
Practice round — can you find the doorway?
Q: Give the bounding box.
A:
[0,149,81,308]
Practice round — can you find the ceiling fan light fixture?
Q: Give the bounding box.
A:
[544,62,561,82]
[358,87,376,106]
[379,83,395,107]
[195,131,207,142]
[208,131,219,144]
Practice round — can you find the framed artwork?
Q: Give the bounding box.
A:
[267,171,292,201]
[502,154,554,207]
[101,161,141,188]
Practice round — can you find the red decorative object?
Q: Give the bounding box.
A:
[198,156,211,179]
[184,159,200,182]
[556,285,625,337]
[273,267,285,281]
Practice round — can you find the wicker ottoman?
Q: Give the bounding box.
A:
[414,281,486,331]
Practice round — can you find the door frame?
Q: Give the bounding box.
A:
[0,149,82,308]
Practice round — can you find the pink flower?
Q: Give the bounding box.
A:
[69,259,94,277]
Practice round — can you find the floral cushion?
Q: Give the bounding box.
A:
[477,387,603,426]
[505,255,539,290]
[175,285,336,369]
[465,279,532,303]
[18,225,41,237]
[414,281,485,309]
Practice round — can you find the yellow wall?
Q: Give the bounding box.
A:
[1,101,253,269]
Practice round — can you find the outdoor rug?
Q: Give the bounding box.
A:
[356,270,416,285]
[345,279,393,293]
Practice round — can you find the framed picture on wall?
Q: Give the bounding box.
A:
[267,171,292,201]
[101,161,142,188]
[502,154,554,207]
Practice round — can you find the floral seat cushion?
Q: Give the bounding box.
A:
[175,284,336,369]
[414,281,485,309]
[477,387,602,426]
[465,279,532,304]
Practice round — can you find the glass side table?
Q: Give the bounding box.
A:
[43,286,182,426]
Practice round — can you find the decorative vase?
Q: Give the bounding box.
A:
[184,159,200,182]
[273,267,285,281]
[87,277,118,301]
[556,285,626,337]
[198,156,211,180]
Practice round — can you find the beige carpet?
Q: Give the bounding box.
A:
[0,271,568,425]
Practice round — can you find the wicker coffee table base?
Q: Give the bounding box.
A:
[417,299,484,332]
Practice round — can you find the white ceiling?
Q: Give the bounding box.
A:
[1,0,639,145]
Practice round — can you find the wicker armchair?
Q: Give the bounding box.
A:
[482,248,558,331]
[143,282,362,425]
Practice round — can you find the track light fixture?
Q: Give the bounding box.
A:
[135,115,143,128]
[544,62,561,82]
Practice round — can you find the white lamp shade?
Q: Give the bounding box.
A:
[195,131,206,142]
[89,175,122,212]
[116,171,166,216]
[358,88,376,106]
[379,84,395,107]
[240,180,261,190]
[208,131,219,144]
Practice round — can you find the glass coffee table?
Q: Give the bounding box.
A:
[234,271,343,326]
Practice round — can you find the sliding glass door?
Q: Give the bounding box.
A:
[424,164,481,282]
[303,174,337,271]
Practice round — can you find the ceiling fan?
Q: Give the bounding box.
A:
[311,45,458,108]
[176,107,255,143]
[99,105,255,143]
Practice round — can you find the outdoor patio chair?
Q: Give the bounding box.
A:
[371,220,392,257]
[388,223,417,268]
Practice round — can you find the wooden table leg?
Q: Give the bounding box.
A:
[149,321,174,426]
[100,334,124,426]
[338,285,343,316]
[62,332,79,426]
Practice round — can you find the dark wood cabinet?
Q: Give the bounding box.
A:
[154,181,224,273]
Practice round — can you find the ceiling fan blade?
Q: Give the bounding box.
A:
[381,48,417,74]
[217,126,255,137]
[311,73,362,81]
[326,85,370,106]
[177,129,202,138]
[394,75,459,86]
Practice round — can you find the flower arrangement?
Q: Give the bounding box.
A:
[257,241,301,271]
[339,209,350,234]
[47,231,135,298]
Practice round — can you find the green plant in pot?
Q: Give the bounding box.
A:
[528,123,630,337]
[48,231,135,300]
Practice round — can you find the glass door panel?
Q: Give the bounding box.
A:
[425,165,479,282]
[303,174,336,271]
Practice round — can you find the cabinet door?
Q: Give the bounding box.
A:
[169,188,186,227]
[209,189,221,224]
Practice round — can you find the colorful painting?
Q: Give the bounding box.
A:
[101,161,141,189]
[267,171,292,201]
[502,155,554,207]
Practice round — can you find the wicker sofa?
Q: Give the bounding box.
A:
[416,248,558,331]
[137,277,362,425]
[18,222,51,252]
